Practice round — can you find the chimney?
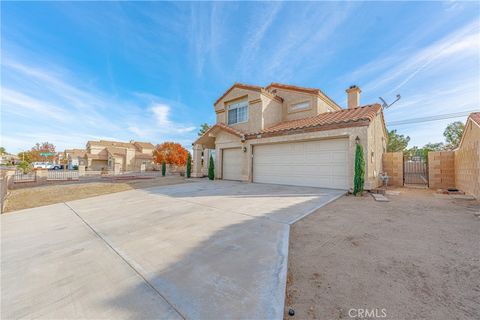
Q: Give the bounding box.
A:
[346,85,361,109]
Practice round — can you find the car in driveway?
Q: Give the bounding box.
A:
[32,162,49,169]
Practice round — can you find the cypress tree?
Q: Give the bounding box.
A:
[186,152,191,178]
[208,155,214,180]
[162,161,166,176]
[353,144,365,196]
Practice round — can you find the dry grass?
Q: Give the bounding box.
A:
[4,176,188,213]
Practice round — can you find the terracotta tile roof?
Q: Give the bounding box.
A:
[205,123,245,137]
[135,152,153,159]
[87,140,132,148]
[266,82,322,94]
[106,147,127,156]
[214,83,263,106]
[469,112,480,126]
[265,82,342,110]
[133,141,155,149]
[85,153,108,160]
[250,104,382,136]
[70,149,86,158]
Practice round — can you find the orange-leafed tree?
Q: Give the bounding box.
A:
[153,142,189,166]
[30,142,56,162]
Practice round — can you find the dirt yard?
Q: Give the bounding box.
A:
[285,188,480,320]
[3,176,188,213]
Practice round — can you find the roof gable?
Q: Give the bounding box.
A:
[457,112,480,149]
[214,83,263,106]
[470,112,480,126]
[266,82,342,110]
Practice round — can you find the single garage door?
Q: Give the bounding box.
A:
[222,148,243,181]
[253,139,349,189]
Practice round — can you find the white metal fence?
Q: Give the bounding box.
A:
[47,171,79,181]
[13,171,37,183]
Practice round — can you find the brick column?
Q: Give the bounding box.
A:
[382,152,403,187]
[428,151,455,189]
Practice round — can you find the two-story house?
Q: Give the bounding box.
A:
[84,140,155,172]
[193,83,387,190]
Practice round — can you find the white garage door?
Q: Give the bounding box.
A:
[222,148,243,181]
[253,139,349,189]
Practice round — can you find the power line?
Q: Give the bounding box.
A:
[387,110,478,126]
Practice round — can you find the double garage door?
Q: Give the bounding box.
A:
[252,138,349,189]
[222,139,349,189]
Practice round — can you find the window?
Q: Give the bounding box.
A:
[291,101,310,111]
[227,100,248,125]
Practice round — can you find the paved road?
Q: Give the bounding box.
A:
[1,180,344,319]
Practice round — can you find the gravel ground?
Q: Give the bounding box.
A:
[3,176,188,213]
[285,188,480,320]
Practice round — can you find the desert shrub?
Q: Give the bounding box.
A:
[17,161,32,174]
[186,153,191,178]
[353,144,365,196]
[208,155,214,180]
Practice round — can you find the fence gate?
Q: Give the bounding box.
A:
[403,155,428,186]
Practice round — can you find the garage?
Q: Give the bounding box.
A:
[222,148,243,181]
[253,138,349,189]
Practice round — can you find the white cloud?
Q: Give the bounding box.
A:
[151,104,170,126]
[1,88,71,123]
[150,103,196,133]
[364,20,480,93]
[1,56,198,153]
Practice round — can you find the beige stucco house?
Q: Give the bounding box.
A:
[84,140,155,172]
[193,83,388,190]
[61,149,87,169]
[454,112,480,198]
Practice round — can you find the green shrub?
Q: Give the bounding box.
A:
[353,144,365,196]
[162,161,166,176]
[186,152,191,178]
[17,161,31,174]
[208,155,214,180]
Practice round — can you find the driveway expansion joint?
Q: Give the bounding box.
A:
[63,202,186,320]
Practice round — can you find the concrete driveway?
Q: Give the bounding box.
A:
[1,180,344,319]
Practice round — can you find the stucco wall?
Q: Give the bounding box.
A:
[261,94,283,129]
[89,160,108,171]
[214,88,263,133]
[272,88,318,121]
[454,121,480,198]
[382,152,403,187]
[428,151,455,189]
[366,113,387,189]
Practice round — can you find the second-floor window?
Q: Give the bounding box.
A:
[227,100,248,125]
[291,101,310,111]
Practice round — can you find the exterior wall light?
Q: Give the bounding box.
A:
[242,146,247,152]
[355,136,360,144]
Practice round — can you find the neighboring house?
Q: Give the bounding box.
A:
[193,83,387,190]
[454,112,480,198]
[0,153,19,165]
[84,140,155,172]
[62,149,87,169]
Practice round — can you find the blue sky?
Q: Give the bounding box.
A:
[1,1,479,154]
